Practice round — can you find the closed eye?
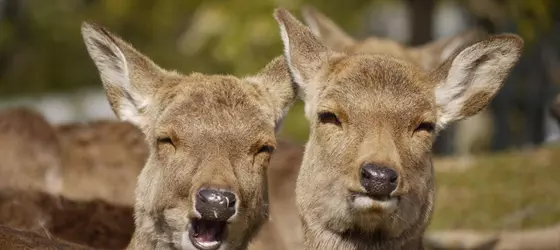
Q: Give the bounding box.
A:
[318,111,341,126]
[415,122,435,133]
[157,137,175,147]
[257,145,275,155]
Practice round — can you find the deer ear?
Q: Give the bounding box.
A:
[301,5,356,52]
[244,56,298,132]
[81,22,163,129]
[432,34,523,129]
[409,28,487,71]
[274,8,331,101]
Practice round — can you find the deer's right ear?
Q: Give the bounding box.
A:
[274,8,331,99]
[81,22,163,129]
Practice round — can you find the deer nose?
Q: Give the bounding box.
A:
[360,163,398,197]
[195,188,237,221]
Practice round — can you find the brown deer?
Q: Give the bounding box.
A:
[302,5,499,167]
[0,107,63,195]
[255,7,489,250]
[0,106,302,249]
[0,106,147,206]
[300,5,486,72]
[55,120,147,206]
[81,19,297,250]
[274,8,523,250]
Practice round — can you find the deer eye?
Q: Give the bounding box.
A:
[318,112,341,126]
[415,122,435,133]
[157,137,175,147]
[257,145,275,155]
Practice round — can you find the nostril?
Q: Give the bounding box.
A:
[222,191,237,208]
[386,168,398,184]
[195,189,238,221]
[361,167,372,180]
[197,190,209,203]
[389,172,398,184]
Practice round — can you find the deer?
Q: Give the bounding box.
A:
[0,107,64,196]
[273,8,523,250]
[301,5,498,166]
[0,105,146,206]
[80,18,299,249]
[300,5,486,72]
[255,7,490,250]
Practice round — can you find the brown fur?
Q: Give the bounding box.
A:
[0,106,146,206]
[0,108,63,195]
[0,188,133,249]
[81,21,297,250]
[56,121,147,205]
[301,5,487,71]
[249,140,305,250]
[256,6,488,250]
[0,106,303,249]
[275,8,523,250]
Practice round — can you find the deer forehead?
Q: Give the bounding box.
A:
[152,78,276,140]
[314,55,433,107]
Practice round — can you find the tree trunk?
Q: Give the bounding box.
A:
[408,0,435,45]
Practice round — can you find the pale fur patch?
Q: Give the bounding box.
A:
[44,165,63,195]
[278,21,305,89]
[352,195,398,212]
[82,24,150,127]
[435,39,520,128]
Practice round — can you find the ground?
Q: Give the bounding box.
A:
[430,145,560,231]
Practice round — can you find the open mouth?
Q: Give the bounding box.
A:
[188,219,227,250]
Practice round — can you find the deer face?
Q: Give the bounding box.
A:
[82,23,295,250]
[275,8,523,249]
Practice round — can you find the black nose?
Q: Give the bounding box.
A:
[195,188,237,221]
[360,163,398,197]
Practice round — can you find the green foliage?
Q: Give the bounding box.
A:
[0,0,555,142]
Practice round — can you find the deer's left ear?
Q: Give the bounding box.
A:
[432,34,523,129]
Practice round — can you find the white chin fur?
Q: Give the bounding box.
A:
[352,195,398,212]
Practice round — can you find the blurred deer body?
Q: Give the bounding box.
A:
[0,106,147,206]
[81,20,298,250]
[274,7,523,250]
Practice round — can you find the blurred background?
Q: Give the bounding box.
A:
[1,0,560,239]
[1,0,560,154]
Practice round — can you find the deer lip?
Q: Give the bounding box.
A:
[349,191,399,212]
[350,192,392,202]
[188,219,227,250]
